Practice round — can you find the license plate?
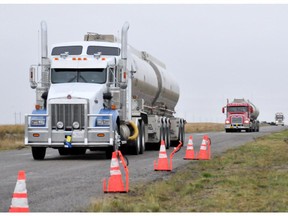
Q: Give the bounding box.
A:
[72,131,84,139]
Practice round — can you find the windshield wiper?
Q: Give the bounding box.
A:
[79,75,88,83]
[68,75,77,82]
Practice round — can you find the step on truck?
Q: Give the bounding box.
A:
[25,21,185,160]
[222,98,260,132]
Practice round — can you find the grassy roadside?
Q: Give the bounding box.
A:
[185,122,224,133]
[0,125,25,150]
[89,130,288,212]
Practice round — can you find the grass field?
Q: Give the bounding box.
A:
[89,129,288,212]
[0,125,24,150]
[185,122,224,133]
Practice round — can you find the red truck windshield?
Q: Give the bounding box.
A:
[227,106,248,112]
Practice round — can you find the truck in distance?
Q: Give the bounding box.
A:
[222,98,260,132]
[275,112,284,126]
[25,21,185,160]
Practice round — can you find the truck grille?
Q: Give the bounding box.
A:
[51,104,85,129]
[231,117,242,124]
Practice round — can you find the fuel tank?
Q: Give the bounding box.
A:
[127,46,179,111]
[230,98,259,120]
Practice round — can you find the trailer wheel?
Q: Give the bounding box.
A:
[171,121,184,147]
[139,121,145,154]
[154,124,165,150]
[32,147,46,160]
[165,125,171,149]
[177,122,185,147]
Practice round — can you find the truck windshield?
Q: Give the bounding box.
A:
[51,68,106,84]
[276,115,284,120]
[87,46,120,56]
[227,106,248,112]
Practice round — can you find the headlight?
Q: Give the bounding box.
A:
[72,121,80,129]
[97,119,110,126]
[31,119,46,126]
[244,120,250,124]
[225,120,230,124]
[57,121,64,129]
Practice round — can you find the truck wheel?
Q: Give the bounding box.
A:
[154,124,165,150]
[105,147,113,159]
[58,148,69,155]
[180,123,185,146]
[71,148,86,155]
[165,125,171,149]
[139,122,145,154]
[32,147,46,160]
[131,121,141,155]
[171,122,184,147]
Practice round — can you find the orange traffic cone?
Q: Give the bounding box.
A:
[196,135,211,160]
[103,151,129,193]
[184,135,195,160]
[154,140,171,171]
[9,170,29,212]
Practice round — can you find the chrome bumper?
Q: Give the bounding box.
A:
[25,113,114,147]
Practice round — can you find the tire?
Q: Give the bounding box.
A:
[179,122,185,147]
[154,124,164,150]
[71,148,86,155]
[32,147,46,160]
[165,125,171,149]
[139,122,145,154]
[171,122,184,147]
[58,148,69,155]
[105,147,113,159]
[130,121,141,155]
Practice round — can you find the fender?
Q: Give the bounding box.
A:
[95,108,119,130]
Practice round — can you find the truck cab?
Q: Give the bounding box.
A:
[25,32,126,160]
[222,99,260,133]
[275,112,284,126]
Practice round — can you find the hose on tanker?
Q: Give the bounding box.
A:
[128,121,139,141]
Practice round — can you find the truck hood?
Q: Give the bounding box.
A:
[48,83,105,102]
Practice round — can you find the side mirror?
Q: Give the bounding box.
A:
[29,66,37,89]
[250,106,254,113]
[222,107,225,113]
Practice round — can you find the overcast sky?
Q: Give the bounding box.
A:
[0,4,288,124]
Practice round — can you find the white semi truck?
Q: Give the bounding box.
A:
[25,21,185,160]
[275,112,284,126]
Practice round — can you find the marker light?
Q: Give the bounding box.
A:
[97,133,105,137]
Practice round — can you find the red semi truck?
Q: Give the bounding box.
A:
[222,98,260,133]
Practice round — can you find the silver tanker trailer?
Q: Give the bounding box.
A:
[25,21,185,160]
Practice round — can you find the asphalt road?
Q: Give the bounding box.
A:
[0,125,286,212]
